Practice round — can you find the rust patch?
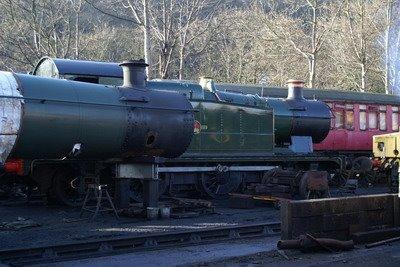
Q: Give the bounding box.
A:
[0,72,23,162]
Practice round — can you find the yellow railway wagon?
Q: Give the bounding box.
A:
[373,132,400,193]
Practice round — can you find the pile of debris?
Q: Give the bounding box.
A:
[243,168,330,201]
[0,217,41,231]
[120,197,215,219]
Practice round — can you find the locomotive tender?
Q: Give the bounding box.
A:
[0,58,339,205]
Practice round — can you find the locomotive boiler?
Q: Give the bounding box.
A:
[0,60,193,161]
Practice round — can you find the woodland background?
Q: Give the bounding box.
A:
[0,0,399,93]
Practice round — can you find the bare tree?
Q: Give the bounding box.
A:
[345,0,367,92]
[72,0,83,59]
[0,0,90,70]
[382,0,400,94]
[120,0,153,78]
[257,0,342,88]
[0,0,394,92]
[339,0,384,92]
[176,0,221,79]
[85,0,153,77]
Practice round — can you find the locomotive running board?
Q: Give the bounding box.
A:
[157,165,278,173]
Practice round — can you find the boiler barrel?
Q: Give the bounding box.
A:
[0,71,194,162]
[265,97,331,144]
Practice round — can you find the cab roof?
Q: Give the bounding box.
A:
[32,57,123,78]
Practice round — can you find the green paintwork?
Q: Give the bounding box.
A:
[188,101,274,153]
[11,74,194,160]
[147,80,275,153]
[148,80,301,149]
[147,79,329,152]
[12,74,126,159]
[263,98,292,143]
[152,79,333,150]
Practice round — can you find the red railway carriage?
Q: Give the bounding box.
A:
[314,102,399,153]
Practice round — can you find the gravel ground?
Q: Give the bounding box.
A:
[32,236,400,267]
[0,185,391,252]
[0,199,279,251]
[198,242,400,266]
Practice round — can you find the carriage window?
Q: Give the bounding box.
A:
[379,113,387,130]
[393,107,399,131]
[379,106,387,131]
[334,111,344,129]
[369,111,378,129]
[345,104,354,130]
[359,105,367,130]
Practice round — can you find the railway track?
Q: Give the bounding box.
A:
[0,221,280,266]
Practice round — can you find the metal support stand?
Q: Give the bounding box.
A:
[114,179,131,209]
[80,184,119,220]
[143,179,158,208]
[115,161,159,210]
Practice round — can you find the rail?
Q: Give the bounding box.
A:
[0,221,280,265]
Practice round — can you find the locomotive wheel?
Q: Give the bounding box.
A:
[299,175,329,200]
[51,169,86,207]
[129,179,167,203]
[200,172,242,199]
[358,171,376,188]
[352,156,372,173]
[331,170,350,187]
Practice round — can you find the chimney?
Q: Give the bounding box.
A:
[286,79,305,100]
[119,59,149,88]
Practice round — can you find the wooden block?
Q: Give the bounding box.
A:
[281,194,398,240]
[290,194,393,218]
[323,212,363,232]
[281,200,292,239]
[291,216,324,233]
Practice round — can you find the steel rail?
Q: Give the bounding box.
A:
[0,221,280,266]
